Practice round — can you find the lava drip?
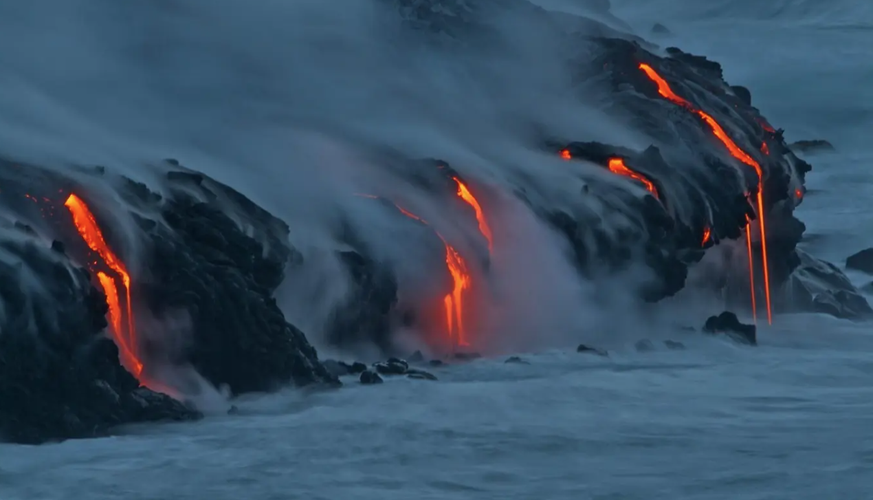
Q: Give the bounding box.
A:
[64,194,143,376]
[452,176,493,254]
[637,63,772,324]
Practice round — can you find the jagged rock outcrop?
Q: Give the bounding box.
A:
[785,249,873,320]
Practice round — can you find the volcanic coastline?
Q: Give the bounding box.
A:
[0,0,869,444]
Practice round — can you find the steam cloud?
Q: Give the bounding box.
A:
[0,0,735,364]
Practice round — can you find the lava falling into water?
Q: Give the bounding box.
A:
[64,194,143,376]
[638,63,772,324]
[355,193,473,348]
[452,176,494,254]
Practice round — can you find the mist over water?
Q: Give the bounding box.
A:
[2,0,873,498]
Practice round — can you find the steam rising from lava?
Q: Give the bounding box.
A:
[0,0,788,365]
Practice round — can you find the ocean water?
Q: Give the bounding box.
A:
[2,1,873,499]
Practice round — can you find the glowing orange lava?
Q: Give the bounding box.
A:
[795,188,803,200]
[701,227,711,246]
[607,158,659,199]
[64,194,143,375]
[638,62,772,324]
[560,149,572,160]
[452,177,493,254]
[360,193,473,348]
[761,142,769,155]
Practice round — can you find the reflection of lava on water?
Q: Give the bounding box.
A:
[63,194,144,378]
[638,62,773,324]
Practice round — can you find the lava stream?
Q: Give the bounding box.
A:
[559,150,660,199]
[64,194,143,375]
[357,193,473,348]
[607,158,659,199]
[452,176,493,254]
[638,63,772,324]
[701,227,711,246]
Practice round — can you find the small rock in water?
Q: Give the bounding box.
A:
[634,339,655,352]
[374,358,408,375]
[576,344,608,356]
[408,350,425,363]
[453,352,482,361]
[428,359,445,367]
[360,370,383,385]
[406,369,438,381]
[663,340,686,350]
[702,311,757,345]
[504,356,530,365]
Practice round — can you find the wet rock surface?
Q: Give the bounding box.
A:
[360,370,384,385]
[703,312,757,346]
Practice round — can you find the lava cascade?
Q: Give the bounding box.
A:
[355,194,474,348]
[64,194,143,376]
[452,176,493,254]
[637,63,772,324]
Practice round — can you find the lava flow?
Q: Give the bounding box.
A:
[638,62,772,324]
[701,227,711,246]
[607,158,659,199]
[452,176,493,253]
[560,150,660,199]
[356,193,473,348]
[64,194,143,376]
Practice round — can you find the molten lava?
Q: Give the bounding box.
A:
[358,193,474,348]
[761,142,770,155]
[607,158,659,199]
[560,149,572,160]
[638,62,772,324]
[701,227,711,246]
[452,176,493,253]
[64,194,143,375]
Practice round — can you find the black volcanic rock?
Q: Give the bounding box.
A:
[786,249,872,320]
[846,248,873,275]
[702,312,757,345]
[651,23,670,35]
[0,228,200,444]
[360,370,384,385]
[137,167,338,395]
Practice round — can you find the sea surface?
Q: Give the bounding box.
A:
[2,1,873,499]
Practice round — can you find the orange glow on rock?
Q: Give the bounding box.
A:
[64,194,143,376]
[452,177,493,254]
[761,142,770,155]
[638,62,772,324]
[701,227,711,246]
[607,158,659,199]
[560,149,572,160]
